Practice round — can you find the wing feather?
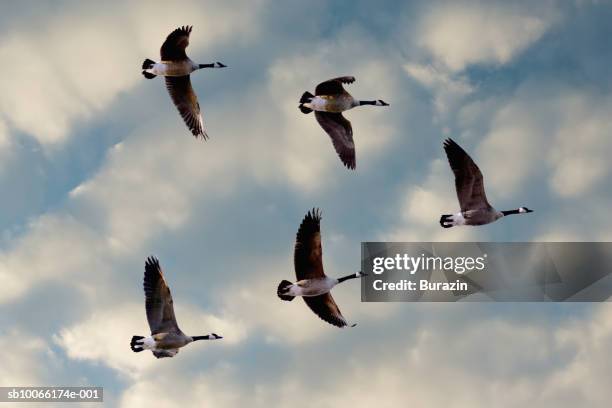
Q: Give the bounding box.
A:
[303,293,350,328]
[443,138,491,212]
[160,25,192,61]
[143,257,182,335]
[165,76,207,139]
[294,209,325,280]
[315,76,356,95]
[314,112,355,169]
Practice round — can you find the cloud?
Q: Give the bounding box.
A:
[385,159,481,241]
[473,86,612,200]
[0,0,262,148]
[109,304,612,408]
[54,302,244,378]
[233,29,400,191]
[0,330,56,386]
[416,2,556,72]
[403,62,474,120]
[0,214,104,304]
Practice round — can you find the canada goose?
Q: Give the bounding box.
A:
[440,138,533,228]
[130,257,222,358]
[141,26,226,139]
[277,209,366,328]
[299,76,389,170]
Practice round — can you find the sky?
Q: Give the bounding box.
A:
[0,0,611,406]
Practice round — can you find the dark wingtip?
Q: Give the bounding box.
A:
[145,256,159,267]
[308,207,322,221]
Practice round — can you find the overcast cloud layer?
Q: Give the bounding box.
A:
[0,0,611,406]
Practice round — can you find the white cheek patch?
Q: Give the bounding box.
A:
[519,207,527,213]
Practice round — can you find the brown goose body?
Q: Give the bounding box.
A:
[298,76,389,170]
[440,138,533,228]
[141,25,227,139]
[276,209,365,328]
[130,257,222,359]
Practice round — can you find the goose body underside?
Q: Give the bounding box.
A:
[148,60,196,77]
[304,95,355,113]
[288,277,337,297]
[132,332,191,351]
[441,209,502,227]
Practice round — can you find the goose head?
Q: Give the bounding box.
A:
[518,207,533,213]
[375,99,389,106]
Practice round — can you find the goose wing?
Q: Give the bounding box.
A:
[443,138,491,212]
[160,25,192,61]
[294,208,325,280]
[315,76,356,96]
[315,112,355,169]
[165,76,207,139]
[143,257,182,335]
[303,293,350,328]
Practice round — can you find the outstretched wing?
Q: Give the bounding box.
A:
[160,25,192,61]
[315,76,356,96]
[443,138,491,212]
[303,293,351,328]
[165,76,207,139]
[314,112,355,169]
[143,257,182,335]
[294,209,325,280]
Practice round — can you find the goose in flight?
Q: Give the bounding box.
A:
[440,138,533,228]
[142,26,226,139]
[298,76,389,170]
[131,257,222,358]
[277,209,366,327]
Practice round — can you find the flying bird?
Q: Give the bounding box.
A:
[141,25,226,139]
[298,76,389,170]
[440,138,533,228]
[131,257,222,358]
[277,209,366,328]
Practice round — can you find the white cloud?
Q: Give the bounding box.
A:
[403,62,473,119]
[474,87,612,199]
[0,214,105,304]
[111,304,612,408]
[240,34,399,190]
[416,2,556,72]
[547,94,612,197]
[385,159,481,241]
[0,0,262,147]
[0,330,55,386]
[55,302,243,378]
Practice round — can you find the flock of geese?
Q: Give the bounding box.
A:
[131,26,534,358]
